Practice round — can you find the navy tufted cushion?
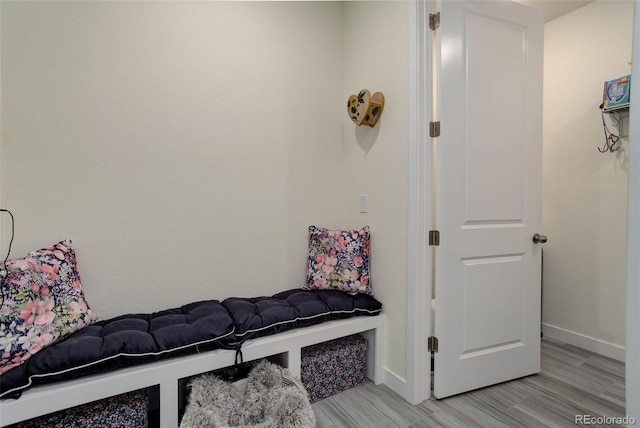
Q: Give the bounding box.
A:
[0,300,234,398]
[223,289,382,341]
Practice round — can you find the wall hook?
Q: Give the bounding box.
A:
[347,89,385,128]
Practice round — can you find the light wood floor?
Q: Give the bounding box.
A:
[312,338,626,428]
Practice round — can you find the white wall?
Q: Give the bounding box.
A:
[542,0,633,359]
[1,1,346,317]
[0,0,3,245]
[342,1,409,389]
[1,1,412,385]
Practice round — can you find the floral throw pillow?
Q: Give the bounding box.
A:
[305,225,372,295]
[0,240,97,375]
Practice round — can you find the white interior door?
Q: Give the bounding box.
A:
[433,0,544,398]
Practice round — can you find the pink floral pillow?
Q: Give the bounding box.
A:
[305,226,372,295]
[0,240,97,374]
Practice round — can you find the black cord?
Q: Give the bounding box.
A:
[599,111,621,153]
[0,209,15,311]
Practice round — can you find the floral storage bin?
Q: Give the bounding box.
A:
[9,388,149,428]
[301,334,367,403]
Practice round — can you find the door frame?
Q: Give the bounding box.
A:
[626,0,640,419]
[406,0,432,405]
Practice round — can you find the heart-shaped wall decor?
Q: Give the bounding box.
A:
[347,89,385,128]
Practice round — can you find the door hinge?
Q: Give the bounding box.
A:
[428,336,439,353]
[429,12,440,31]
[429,121,441,138]
[428,230,440,246]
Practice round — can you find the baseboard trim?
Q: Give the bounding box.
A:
[383,368,407,399]
[541,323,625,362]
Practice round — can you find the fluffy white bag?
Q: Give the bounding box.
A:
[180,360,316,428]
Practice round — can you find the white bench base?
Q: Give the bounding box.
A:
[0,314,385,428]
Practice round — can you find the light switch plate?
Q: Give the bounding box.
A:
[359,194,369,213]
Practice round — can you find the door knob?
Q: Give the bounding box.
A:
[532,233,548,244]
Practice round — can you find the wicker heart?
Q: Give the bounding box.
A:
[347,89,384,127]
